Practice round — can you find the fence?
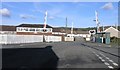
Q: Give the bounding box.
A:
[65,37,74,41]
[45,36,62,42]
[0,35,43,44]
[0,35,63,44]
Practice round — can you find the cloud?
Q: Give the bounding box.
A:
[20,14,36,19]
[101,2,114,10]
[0,8,10,17]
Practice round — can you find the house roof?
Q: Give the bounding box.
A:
[16,24,53,28]
[0,25,16,31]
[52,28,61,32]
[104,26,119,32]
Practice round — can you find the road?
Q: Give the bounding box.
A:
[1,41,119,69]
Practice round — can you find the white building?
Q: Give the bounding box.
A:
[16,24,53,35]
[104,26,120,38]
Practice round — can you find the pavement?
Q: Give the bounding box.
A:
[1,41,120,69]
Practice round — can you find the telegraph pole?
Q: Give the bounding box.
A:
[65,17,68,35]
[71,22,74,37]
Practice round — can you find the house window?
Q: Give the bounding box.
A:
[24,28,28,31]
[17,28,21,31]
[36,29,41,31]
[29,28,35,31]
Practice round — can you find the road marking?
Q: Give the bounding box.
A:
[98,57,102,59]
[108,66,114,69]
[20,45,23,46]
[106,57,110,60]
[93,51,95,53]
[95,54,99,57]
[99,53,105,57]
[109,60,114,63]
[88,47,117,68]
[112,63,118,66]
[101,59,105,62]
[104,62,110,66]
[98,45,101,46]
[99,52,119,67]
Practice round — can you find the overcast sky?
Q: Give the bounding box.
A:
[0,2,118,28]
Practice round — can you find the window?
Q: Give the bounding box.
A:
[24,28,28,31]
[17,28,21,31]
[29,28,35,31]
[36,29,41,31]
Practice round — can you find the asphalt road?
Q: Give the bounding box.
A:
[1,41,119,69]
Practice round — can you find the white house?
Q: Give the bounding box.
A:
[104,26,120,38]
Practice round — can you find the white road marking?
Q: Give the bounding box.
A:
[99,53,119,67]
[112,63,118,66]
[106,57,110,60]
[20,45,23,46]
[98,45,101,46]
[93,52,95,53]
[88,47,117,69]
[109,60,114,63]
[98,57,102,59]
[104,62,110,66]
[96,54,99,57]
[101,59,105,62]
[99,53,105,57]
[108,66,114,69]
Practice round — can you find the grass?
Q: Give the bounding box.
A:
[110,37,120,47]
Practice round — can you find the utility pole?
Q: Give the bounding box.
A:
[65,17,68,35]
[71,22,74,37]
[115,23,118,30]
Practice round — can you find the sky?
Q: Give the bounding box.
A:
[0,2,118,28]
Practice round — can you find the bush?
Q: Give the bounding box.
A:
[110,36,120,46]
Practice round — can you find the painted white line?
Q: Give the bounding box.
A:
[108,66,114,69]
[95,54,99,57]
[109,60,114,63]
[98,57,102,59]
[99,53,118,67]
[104,62,110,66]
[106,57,110,60]
[112,63,118,66]
[20,45,23,46]
[99,53,105,57]
[98,45,101,46]
[101,59,105,62]
[92,52,95,53]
